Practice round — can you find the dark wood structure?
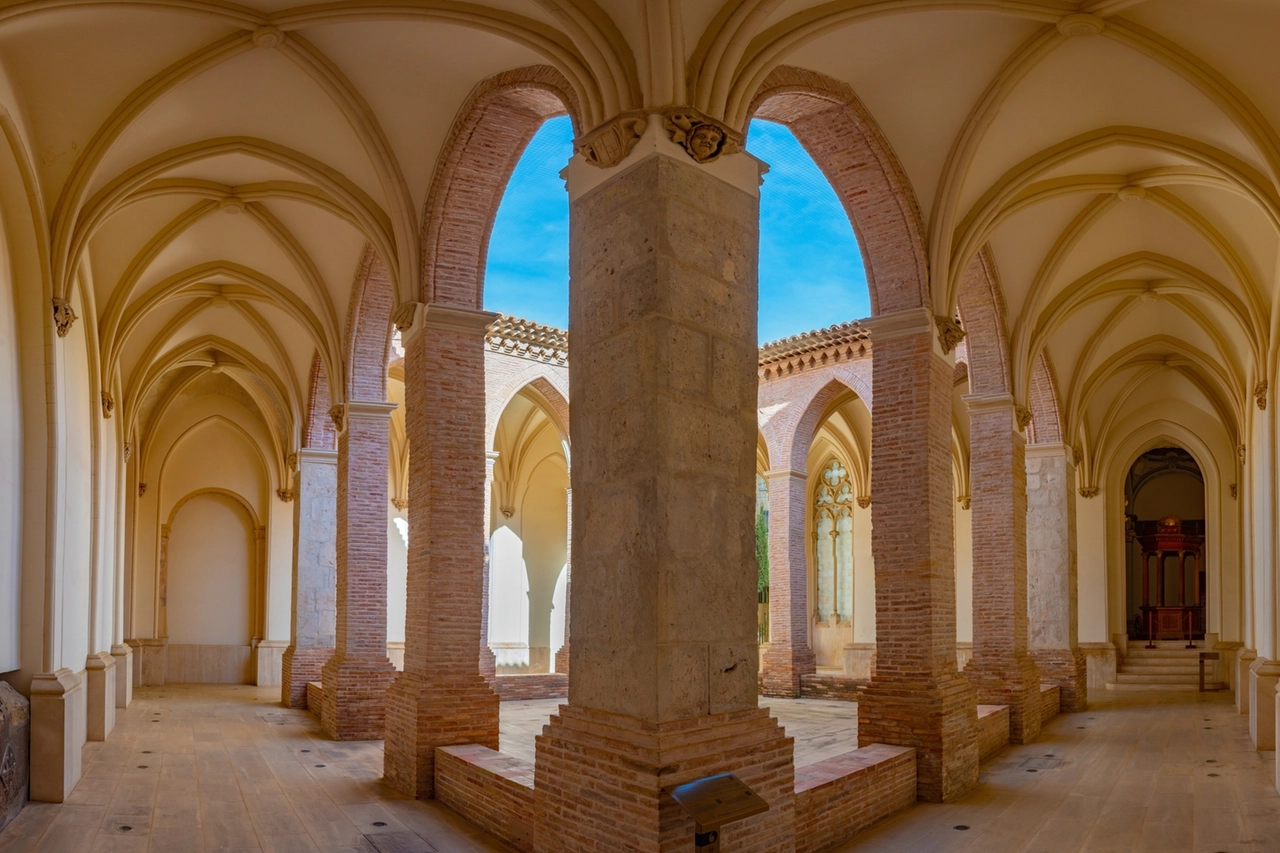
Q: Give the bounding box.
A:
[1135,516,1205,647]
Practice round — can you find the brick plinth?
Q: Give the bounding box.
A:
[975,705,1010,760]
[793,744,916,853]
[1032,648,1088,713]
[384,308,499,797]
[283,449,337,710]
[494,674,568,701]
[762,470,818,697]
[534,705,795,853]
[323,401,397,740]
[859,311,977,803]
[964,396,1041,745]
[436,744,534,851]
[281,647,330,710]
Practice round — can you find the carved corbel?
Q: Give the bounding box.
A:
[1078,486,1099,499]
[393,302,422,334]
[1015,406,1033,432]
[329,404,345,432]
[1230,483,1238,500]
[856,495,872,509]
[934,316,966,354]
[661,108,743,164]
[138,483,147,497]
[52,297,77,337]
[276,489,294,502]
[287,452,298,471]
[1238,444,1247,465]
[957,495,971,510]
[576,112,647,168]
[1256,380,1268,410]
[391,497,408,512]
[123,442,132,462]
[500,505,515,519]
[1071,445,1083,466]
[101,391,115,419]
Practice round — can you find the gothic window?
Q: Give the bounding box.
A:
[814,459,855,623]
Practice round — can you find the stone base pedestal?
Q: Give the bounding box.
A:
[844,643,876,680]
[760,644,817,698]
[1032,648,1088,713]
[534,705,795,853]
[256,640,287,687]
[320,654,395,740]
[858,672,978,803]
[110,644,133,709]
[28,669,83,803]
[384,672,499,798]
[966,657,1042,744]
[0,681,30,832]
[282,646,331,709]
[1238,649,1257,714]
[130,638,167,686]
[85,652,116,742]
[1249,658,1280,750]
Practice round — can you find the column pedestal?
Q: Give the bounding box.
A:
[384,304,500,796]
[1250,657,1280,749]
[84,651,116,741]
[760,469,817,697]
[110,643,132,709]
[283,449,338,709]
[858,309,977,803]
[28,669,83,803]
[1238,648,1257,714]
[322,402,397,740]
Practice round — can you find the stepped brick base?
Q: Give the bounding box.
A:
[965,656,1042,744]
[320,654,395,740]
[760,645,817,698]
[799,674,866,702]
[534,705,796,852]
[1032,647,1088,712]
[281,647,330,709]
[384,672,499,798]
[857,672,978,803]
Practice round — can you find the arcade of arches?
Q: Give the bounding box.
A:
[2,2,1280,851]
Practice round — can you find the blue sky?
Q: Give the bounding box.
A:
[484,116,870,342]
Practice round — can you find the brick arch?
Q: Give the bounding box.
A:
[486,361,571,453]
[749,65,930,316]
[420,65,583,308]
[779,375,865,472]
[345,244,395,402]
[1026,352,1064,445]
[956,247,1011,397]
[303,351,334,451]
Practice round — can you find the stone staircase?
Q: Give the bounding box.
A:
[1110,642,1224,691]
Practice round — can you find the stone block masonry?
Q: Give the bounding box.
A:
[283,449,337,710]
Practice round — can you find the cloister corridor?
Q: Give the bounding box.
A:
[0,688,1276,853]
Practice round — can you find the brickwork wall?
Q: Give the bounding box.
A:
[344,246,394,400]
[793,744,916,853]
[384,322,499,798]
[321,404,396,740]
[435,745,535,852]
[1027,353,1063,445]
[857,318,978,803]
[955,249,1010,397]
[799,674,865,702]
[762,470,817,696]
[1039,684,1061,724]
[304,353,335,451]
[965,401,1041,745]
[976,706,1010,761]
[494,674,567,701]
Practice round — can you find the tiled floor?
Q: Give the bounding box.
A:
[1,685,1277,852]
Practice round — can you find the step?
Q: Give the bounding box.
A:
[1107,681,1226,692]
[1114,673,1204,684]
[1123,647,1205,656]
[1118,665,1203,676]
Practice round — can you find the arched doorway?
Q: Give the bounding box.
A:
[1124,447,1206,644]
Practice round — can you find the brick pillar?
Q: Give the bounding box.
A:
[533,123,795,853]
[963,394,1041,745]
[554,486,571,674]
[1026,443,1088,713]
[321,401,397,740]
[479,451,498,683]
[760,469,816,696]
[384,304,500,798]
[857,308,978,803]
[282,448,337,709]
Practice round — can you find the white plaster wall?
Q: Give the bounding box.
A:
[265,494,292,644]
[387,502,407,645]
[1077,488,1108,643]
[852,501,874,644]
[955,503,974,644]
[522,456,568,659]
[167,493,253,645]
[0,230,20,672]
[59,289,93,671]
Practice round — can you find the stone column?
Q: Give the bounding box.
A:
[384,304,500,798]
[553,486,571,674]
[321,401,397,740]
[857,308,978,803]
[760,468,817,696]
[532,120,794,852]
[282,448,337,709]
[1026,443,1088,713]
[1250,657,1280,749]
[479,451,498,683]
[963,394,1041,745]
[1238,648,1257,713]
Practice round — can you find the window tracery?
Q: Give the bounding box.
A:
[814,459,855,623]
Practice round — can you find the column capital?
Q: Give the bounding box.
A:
[297,448,338,466]
[1025,442,1073,461]
[344,400,398,422]
[861,306,931,340]
[564,112,765,203]
[423,302,497,336]
[763,467,808,482]
[962,392,1015,413]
